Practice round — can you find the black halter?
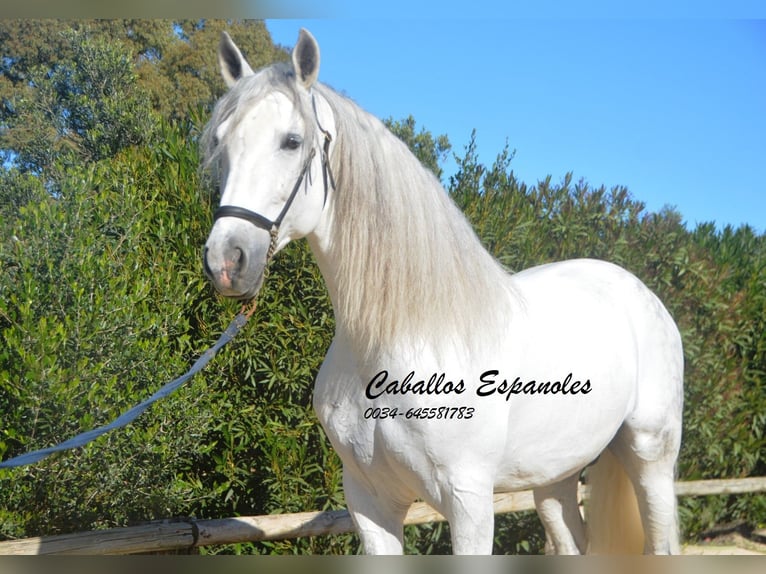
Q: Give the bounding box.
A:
[213,147,317,232]
[213,94,335,235]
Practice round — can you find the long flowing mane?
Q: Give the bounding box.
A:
[314,84,514,357]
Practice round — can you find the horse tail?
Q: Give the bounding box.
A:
[586,448,644,554]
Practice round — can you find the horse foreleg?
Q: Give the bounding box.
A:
[533,472,586,554]
[439,483,495,554]
[343,469,409,555]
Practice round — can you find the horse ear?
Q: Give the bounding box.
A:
[292,28,320,90]
[218,31,254,88]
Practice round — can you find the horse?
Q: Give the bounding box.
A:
[201,28,684,555]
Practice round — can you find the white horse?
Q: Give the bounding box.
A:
[202,29,684,555]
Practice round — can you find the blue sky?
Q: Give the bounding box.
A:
[265,17,765,233]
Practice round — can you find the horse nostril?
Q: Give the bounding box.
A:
[203,247,213,279]
[232,247,243,265]
[203,244,249,292]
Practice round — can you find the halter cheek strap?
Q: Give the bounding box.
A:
[313,94,336,206]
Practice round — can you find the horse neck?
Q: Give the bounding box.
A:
[307,88,513,360]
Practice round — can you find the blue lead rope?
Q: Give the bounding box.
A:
[0,313,249,469]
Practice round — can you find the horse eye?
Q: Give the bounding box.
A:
[282,133,303,151]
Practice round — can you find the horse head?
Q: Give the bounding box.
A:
[202,29,335,299]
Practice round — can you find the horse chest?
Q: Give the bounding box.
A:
[312,346,374,464]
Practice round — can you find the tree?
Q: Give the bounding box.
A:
[0,20,287,175]
[151,20,287,121]
[1,28,157,177]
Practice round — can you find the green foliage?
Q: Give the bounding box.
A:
[0,118,214,528]
[0,116,353,553]
[0,21,764,555]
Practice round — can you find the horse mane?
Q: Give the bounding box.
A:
[313,84,515,358]
[202,63,515,359]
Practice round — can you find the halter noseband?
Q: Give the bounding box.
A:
[213,147,317,234]
[212,94,335,247]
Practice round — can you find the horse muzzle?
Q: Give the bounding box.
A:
[203,222,269,299]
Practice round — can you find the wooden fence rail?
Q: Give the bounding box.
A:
[1,477,764,555]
